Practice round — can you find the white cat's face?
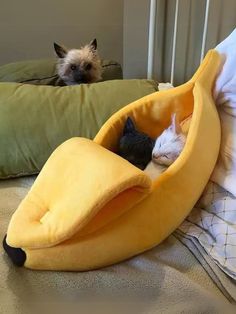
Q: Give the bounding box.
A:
[152,114,186,166]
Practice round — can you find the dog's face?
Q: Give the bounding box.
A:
[54,39,102,85]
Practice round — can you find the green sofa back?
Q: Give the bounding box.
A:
[0,59,123,85]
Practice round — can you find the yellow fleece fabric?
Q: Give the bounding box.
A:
[6,50,221,271]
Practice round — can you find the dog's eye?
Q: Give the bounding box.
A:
[70,65,76,71]
[85,63,92,70]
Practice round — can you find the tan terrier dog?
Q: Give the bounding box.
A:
[54,39,102,85]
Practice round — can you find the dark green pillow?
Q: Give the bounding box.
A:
[0,79,158,178]
[0,59,123,85]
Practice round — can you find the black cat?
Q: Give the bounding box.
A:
[118,117,155,170]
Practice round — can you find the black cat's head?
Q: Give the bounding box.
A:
[118,117,155,170]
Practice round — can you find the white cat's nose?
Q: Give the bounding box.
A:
[152,153,159,159]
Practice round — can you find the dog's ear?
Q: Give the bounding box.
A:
[54,43,68,58]
[89,38,97,50]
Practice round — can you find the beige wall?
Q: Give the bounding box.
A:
[1,0,235,83]
[123,0,149,79]
[0,0,123,65]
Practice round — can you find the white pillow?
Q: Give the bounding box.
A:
[211,28,236,196]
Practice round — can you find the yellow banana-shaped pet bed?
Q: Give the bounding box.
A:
[3,50,221,271]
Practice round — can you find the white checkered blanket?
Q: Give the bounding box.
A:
[179,181,236,280]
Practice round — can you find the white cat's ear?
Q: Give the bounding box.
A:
[171,113,181,134]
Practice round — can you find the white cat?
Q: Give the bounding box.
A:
[144,114,186,180]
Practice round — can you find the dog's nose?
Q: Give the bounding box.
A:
[74,72,86,83]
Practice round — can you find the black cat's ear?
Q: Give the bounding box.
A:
[54,42,68,58]
[123,117,136,134]
[89,38,97,50]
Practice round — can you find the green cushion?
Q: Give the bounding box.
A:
[0,79,158,178]
[0,59,123,85]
